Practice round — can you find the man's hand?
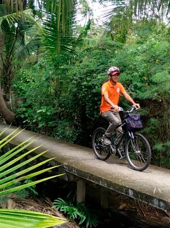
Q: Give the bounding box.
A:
[133,103,140,109]
[111,104,119,112]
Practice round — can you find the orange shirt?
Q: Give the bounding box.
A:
[100,81,126,113]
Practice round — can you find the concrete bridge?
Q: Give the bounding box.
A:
[0,123,170,219]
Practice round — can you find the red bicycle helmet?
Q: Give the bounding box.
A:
[107,66,120,76]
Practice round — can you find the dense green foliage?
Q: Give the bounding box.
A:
[2,1,170,227]
[12,20,170,168]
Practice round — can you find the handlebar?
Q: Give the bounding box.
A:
[118,105,139,113]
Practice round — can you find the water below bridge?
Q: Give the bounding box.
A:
[0,123,170,227]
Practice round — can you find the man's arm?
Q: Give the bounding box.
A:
[123,91,140,108]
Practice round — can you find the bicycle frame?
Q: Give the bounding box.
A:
[110,124,130,157]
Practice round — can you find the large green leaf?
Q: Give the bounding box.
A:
[0,209,66,228]
[0,127,64,196]
[0,127,67,227]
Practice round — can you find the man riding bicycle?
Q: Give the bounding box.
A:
[100,66,140,157]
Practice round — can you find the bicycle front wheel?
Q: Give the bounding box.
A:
[125,132,151,171]
[92,127,111,161]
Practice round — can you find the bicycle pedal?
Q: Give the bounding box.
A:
[117,149,126,160]
[96,146,100,150]
[110,144,116,155]
[119,154,126,160]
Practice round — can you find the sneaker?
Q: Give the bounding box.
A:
[102,136,111,146]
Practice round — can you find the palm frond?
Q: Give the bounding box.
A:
[0,128,25,150]
[0,127,65,197]
[0,126,67,227]
[0,9,42,32]
[0,152,54,184]
[0,209,66,228]
[0,173,64,197]
[40,0,77,54]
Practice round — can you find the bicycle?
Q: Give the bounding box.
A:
[92,106,151,171]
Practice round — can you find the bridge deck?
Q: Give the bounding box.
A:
[0,123,170,212]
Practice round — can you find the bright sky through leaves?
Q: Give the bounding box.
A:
[76,0,115,25]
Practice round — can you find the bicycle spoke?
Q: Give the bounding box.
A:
[135,151,146,163]
[92,127,111,161]
[130,139,148,166]
[126,133,151,171]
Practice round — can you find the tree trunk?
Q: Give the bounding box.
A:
[0,89,15,123]
[0,33,15,124]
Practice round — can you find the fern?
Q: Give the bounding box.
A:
[53,196,98,228]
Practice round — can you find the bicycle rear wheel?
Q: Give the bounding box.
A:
[92,127,111,161]
[125,132,151,171]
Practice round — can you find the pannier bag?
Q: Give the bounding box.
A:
[125,114,143,131]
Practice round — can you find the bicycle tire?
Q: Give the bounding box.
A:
[92,127,111,161]
[125,132,151,171]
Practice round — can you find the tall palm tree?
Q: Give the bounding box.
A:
[0,0,78,123]
[0,10,38,123]
[0,1,24,123]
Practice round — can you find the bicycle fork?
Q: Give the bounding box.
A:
[128,132,141,154]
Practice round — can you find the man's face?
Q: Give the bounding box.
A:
[110,73,120,83]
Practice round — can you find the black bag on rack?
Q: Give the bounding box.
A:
[125,114,143,131]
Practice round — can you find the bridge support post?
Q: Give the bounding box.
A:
[77,179,86,203]
[100,187,108,208]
